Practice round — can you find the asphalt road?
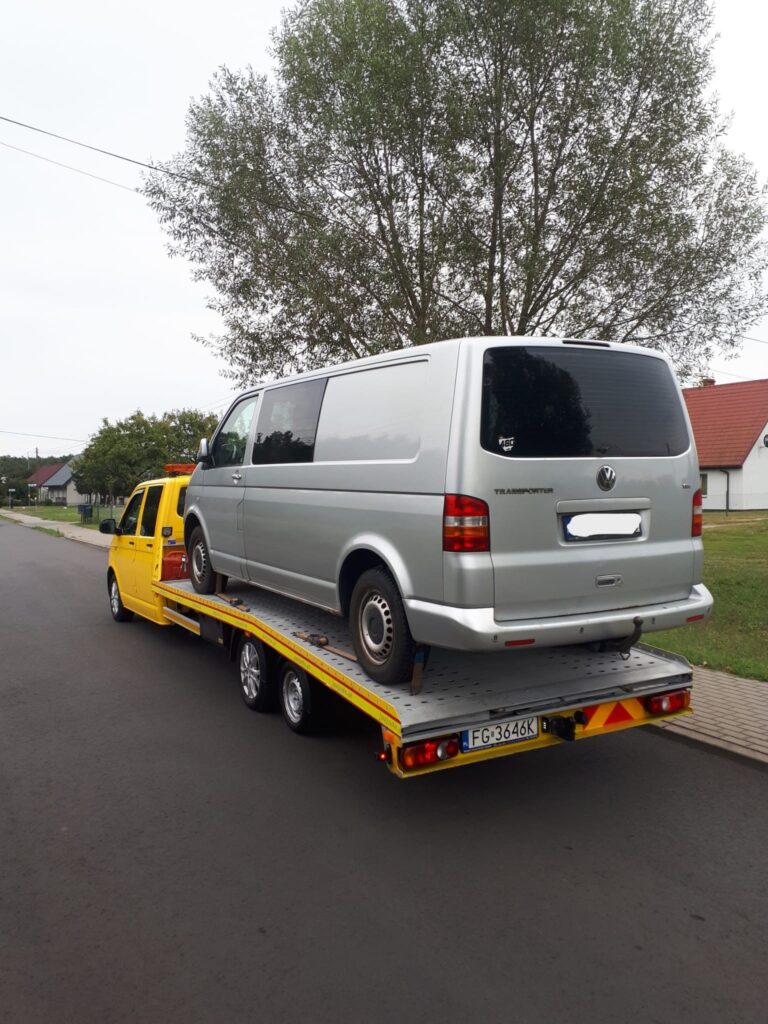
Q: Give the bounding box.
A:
[1,518,766,1024]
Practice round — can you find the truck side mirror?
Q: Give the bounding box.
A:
[99,518,118,535]
[197,438,212,467]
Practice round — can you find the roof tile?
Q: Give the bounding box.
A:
[683,379,768,467]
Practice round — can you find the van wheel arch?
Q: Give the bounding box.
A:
[184,512,202,551]
[338,549,401,618]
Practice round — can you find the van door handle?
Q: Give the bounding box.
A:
[128,540,134,546]
[231,472,242,482]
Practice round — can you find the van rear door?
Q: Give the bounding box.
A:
[472,343,698,622]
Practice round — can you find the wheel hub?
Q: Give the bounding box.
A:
[192,542,207,583]
[283,671,304,723]
[359,592,394,664]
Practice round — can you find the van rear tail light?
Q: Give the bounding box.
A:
[692,488,703,537]
[644,690,691,715]
[401,735,460,770]
[443,495,490,552]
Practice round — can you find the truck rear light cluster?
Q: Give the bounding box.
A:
[443,495,490,552]
[692,488,703,537]
[401,735,460,770]
[644,689,691,715]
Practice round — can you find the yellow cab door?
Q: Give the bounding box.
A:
[133,483,164,608]
[113,488,145,601]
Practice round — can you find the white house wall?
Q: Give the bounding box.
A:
[701,418,768,510]
[740,419,768,509]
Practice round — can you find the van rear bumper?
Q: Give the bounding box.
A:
[404,584,713,652]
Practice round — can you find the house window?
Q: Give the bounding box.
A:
[700,473,708,496]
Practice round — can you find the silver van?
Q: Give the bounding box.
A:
[184,337,712,684]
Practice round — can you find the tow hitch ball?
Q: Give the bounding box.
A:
[542,711,587,742]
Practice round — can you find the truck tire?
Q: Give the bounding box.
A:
[350,567,416,686]
[278,662,315,734]
[238,636,274,712]
[188,526,216,594]
[108,571,133,623]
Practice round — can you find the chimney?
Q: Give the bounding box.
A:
[699,376,716,387]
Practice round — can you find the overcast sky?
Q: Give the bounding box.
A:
[1,0,767,460]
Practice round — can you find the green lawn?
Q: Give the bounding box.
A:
[652,511,768,681]
[9,505,115,531]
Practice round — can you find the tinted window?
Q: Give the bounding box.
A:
[212,397,258,468]
[177,486,187,518]
[139,485,163,537]
[314,362,424,462]
[253,379,327,464]
[481,347,689,458]
[119,490,144,536]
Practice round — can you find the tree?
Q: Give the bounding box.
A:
[72,410,218,499]
[145,0,767,382]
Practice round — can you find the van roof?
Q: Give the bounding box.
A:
[235,335,673,397]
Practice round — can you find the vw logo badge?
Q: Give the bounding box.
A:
[597,465,616,491]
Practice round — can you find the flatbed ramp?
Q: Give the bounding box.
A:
[157,579,693,771]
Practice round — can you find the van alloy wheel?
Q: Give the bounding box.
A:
[107,572,133,622]
[238,636,273,711]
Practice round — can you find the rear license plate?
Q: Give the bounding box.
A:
[564,512,642,542]
[461,716,538,752]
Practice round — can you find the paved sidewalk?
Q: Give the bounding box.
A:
[0,510,112,548]
[2,510,765,764]
[655,666,768,766]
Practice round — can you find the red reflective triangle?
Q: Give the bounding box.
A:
[604,702,634,726]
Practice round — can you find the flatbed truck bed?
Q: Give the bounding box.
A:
[154,576,693,777]
[102,471,695,778]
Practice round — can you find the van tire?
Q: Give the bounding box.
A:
[188,526,216,594]
[350,568,416,685]
[108,571,133,623]
[238,636,274,712]
[278,662,315,734]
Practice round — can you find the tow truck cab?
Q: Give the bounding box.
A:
[100,467,192,624]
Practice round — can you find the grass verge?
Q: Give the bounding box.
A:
[652,512,768,681]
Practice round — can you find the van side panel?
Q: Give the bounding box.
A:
[241,347,460,610]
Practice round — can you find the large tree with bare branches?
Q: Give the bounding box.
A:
[145,0,767,382]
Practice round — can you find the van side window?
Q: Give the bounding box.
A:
[139,485,163,537]
[119,490,144,536]
[211,397,258,468]
[252,379,327,464]
[176,486,187,518]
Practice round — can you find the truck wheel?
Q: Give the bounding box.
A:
[238,636,273,712]
[188,526,216,594]
[108,572,133,623]
[350,567,416,685]
[278,662,314,734]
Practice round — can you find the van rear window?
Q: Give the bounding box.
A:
[481,347,689,458]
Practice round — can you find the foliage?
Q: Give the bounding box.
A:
[72,410,217,498]
[145,0,767,384]
[653,512,768,681]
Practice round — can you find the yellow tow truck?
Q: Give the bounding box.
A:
[101,470,695,778]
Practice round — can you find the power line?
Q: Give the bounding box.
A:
[0,429,86,442]
[0,113,185,181]
[0,140,139,194]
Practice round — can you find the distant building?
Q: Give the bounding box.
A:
[683,379,768,511]
[26,461,87,506]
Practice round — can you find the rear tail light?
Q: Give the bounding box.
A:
[443,494,490,552]
[692,488,703,537]
[401,735,460,770]
[644,690,691,715]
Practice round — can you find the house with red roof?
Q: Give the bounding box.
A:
[26,461,87,506]
[682,379,768,510]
